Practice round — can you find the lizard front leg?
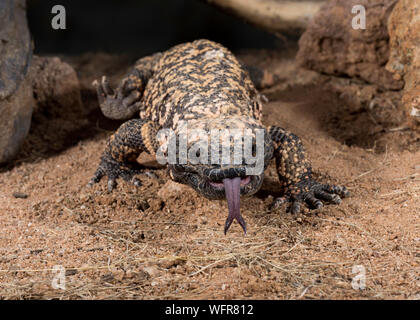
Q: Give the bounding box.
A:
[268,126,349,213]
[92,53,162,120]
[88,119,159,191]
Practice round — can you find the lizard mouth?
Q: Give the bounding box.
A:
[209,176,251,189]
[169,164,264,235]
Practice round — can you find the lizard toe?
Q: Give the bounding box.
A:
[290,201,302,214]
[269,196,288,210]
[314,189,342,204]
[107,178,117,192]
[304,193,324,209]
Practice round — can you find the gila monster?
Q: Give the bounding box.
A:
[89,39,349,235]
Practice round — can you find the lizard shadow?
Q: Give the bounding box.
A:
[0,90,122,173]
[1,54,137,172]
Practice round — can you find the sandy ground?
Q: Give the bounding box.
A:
[0,49,419,299]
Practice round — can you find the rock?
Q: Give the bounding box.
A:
[327,78,405,127]
[18,56,87,159]
[30,56,83,117]
[157,180,191,199]
[0,0,32,100]
[297,0,403,91]
[12,192,29,199]
[0,0,34,164]
[296,0,418,130]
[1,54,84,164]
[386,0,420,129]
[141,266,160,277]
[0,77,34,164]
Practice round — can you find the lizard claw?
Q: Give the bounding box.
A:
[93,75,141,120]
[88,157,156,191]
[107,178,117,192]
[87,167,105,187]
[269,196,287,210]
[270,180,349,214]
[132,178,142,187]
[93,76,115,105]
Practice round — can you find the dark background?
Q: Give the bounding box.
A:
[27,0,285,56]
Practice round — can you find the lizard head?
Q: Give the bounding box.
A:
[166,116,273,234]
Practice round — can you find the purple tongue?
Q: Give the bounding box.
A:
[223,177,247,235]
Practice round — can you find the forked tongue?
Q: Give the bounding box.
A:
[223,177,247,235]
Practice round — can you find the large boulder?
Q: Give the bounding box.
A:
[0,0,34,164]
[30,56,83,117]
[296,0,420,131]
[0,0,83,164]
[386,0,420,128]
[20,56,86,158]
[297,0,402,90]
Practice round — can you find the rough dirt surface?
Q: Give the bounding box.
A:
[0,49,419,299]
[386,0,420,128]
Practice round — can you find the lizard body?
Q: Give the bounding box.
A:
[90,39,349,234]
